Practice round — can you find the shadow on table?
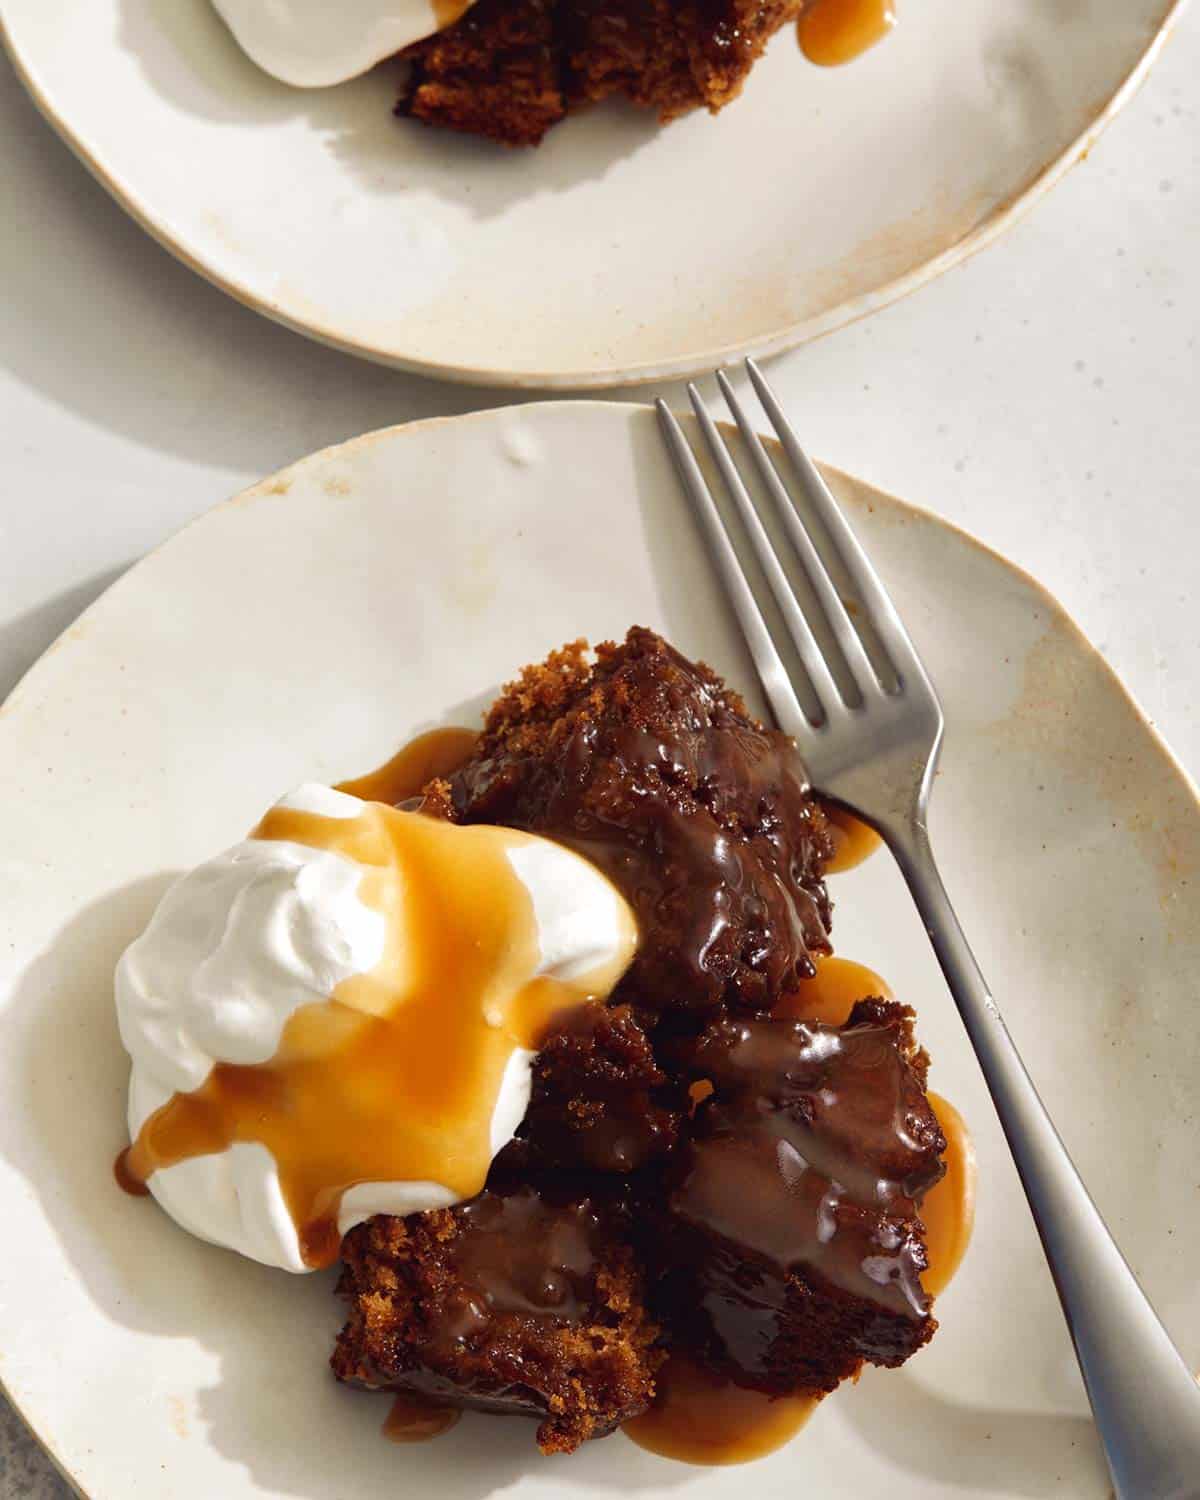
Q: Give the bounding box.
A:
[0,568,129,705]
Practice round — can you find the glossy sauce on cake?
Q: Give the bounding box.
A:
[442,630,835,1017]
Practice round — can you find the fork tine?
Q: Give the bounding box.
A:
[654,401,813,738]
[716,369,884,701]
[683,385,843,720]
[745,358,930,692]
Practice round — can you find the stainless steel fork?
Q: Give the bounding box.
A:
[657,360,1200,1500]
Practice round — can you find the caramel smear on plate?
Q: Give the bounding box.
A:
[922,1092,977,1298]
[382,1392,462,1443]
[798,0,896,66]
[774,953,893,1027]
[624,1355,819,1465]
[119,801,635,1268]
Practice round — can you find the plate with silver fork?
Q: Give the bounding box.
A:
[2,379,1198,1499]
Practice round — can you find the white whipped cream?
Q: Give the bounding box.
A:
[211,0,469,88]
[117,784,633,1273]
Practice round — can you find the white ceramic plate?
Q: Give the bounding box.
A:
[0,0,1183,388]
[1,402,1198,1499]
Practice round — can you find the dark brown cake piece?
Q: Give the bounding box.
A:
[438,628,834,1017]
[399,0,803,148]
[400,0,567,147]
[559,0,702,118]
[517,1002,686,1172]
[656,999,946,1394]
[332,1180,662,1453]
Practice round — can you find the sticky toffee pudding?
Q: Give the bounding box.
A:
[326,629,971,1458]
[116,627,971,1466]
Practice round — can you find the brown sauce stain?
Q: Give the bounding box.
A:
[336,726,479,806]
[773,953,892,1027]
[798,0,896,66]
[382,1392,462,1443]
[116,802,635,1268]
[822,804,883,873]
[624,1355,819,1465]
[922,1092,976,1298]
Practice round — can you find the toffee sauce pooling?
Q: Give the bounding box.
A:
[383,1393,462,1442]
[822,805,883,873]
[798,0,895,65]
[624,1354,818,1464]
[336,726,479,806]
[922,1093,976,1299]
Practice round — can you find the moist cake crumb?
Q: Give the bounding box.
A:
[398,0,805,145]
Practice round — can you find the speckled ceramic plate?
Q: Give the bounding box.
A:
[1,402,1198,1499]
[0,0,1184,387]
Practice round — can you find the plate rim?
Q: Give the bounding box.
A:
[0,3,1187,389]
[2,400,1198,1500]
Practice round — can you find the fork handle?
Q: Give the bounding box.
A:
[889,821,1200,1500]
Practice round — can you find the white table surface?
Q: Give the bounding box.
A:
[1,7,1197,1494]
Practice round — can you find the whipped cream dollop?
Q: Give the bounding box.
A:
[117,784,635,1273]
[211,0,469,88]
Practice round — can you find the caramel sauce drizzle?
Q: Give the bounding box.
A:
[921,1092,976,1299]
[822,804,883,874]
[798,0,896,66]
[624,1356,818,1465]
[430,0,472,29]
[774,952,892,1026]
[118,800,635,1268]
[336,726,479,807]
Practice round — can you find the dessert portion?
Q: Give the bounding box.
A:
[114,627,966,1465]
[334,1179,662,1451]
[330,629,952,1453]
[116,782,636,1270]
[210,0,896,147]
[658,999,943,1395]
